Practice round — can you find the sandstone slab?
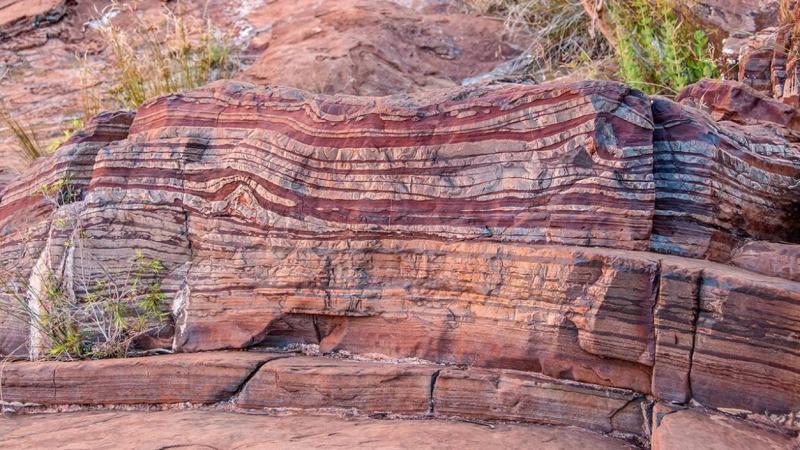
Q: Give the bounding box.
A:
[237,356,439,415]
[651,262,701,404]
[433,366,645,436]
[688,263,800,414]
[650,256,800,415]
[0,351,285,405]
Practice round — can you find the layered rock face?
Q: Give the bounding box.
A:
[0,79,799,447]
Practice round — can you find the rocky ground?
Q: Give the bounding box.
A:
[0,1,799,449]
[2,409,637,449]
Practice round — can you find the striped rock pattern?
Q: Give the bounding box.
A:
[0,80,798,429]
[650,96,800,261]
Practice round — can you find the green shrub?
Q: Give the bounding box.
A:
[607,0,718,95]
[0,178,171,360]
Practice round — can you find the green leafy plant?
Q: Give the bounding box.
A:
[0,178,171,360]
[607,0,718,95]
[0,250,170,360]
[45,118,84,154]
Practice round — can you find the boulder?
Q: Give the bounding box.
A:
[676,79,800,131]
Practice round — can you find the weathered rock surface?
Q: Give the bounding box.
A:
[677,79,800,132]
[0,351,284,405]
[651,405,797,450]
[676,0,781,37]
[1,351,647,438]
[0,79,798,422]
[0,410,638,450]
[688,262,800,414]
[731,241,800,282]
[237,357,439,415]
[649,256,800,415]
[433,366,644,435]
[238,0,522,96]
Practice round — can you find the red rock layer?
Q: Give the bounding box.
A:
[433,366,644,435]
[651,404,796,450]
[0,80,798,425]
[2,351,647,439]
[0,410,638,449]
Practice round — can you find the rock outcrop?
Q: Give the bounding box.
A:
[0,78,798,448]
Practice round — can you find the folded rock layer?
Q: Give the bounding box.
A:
[0,79,798,443]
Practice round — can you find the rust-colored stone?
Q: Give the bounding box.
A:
[652,405,795,450]
[237,356,438,415]
[0,351,284,405]
[433,366,645,435]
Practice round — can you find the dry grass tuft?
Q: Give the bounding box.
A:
[85,1,240,110]
[0,104,45,162]
[465,0,613,81]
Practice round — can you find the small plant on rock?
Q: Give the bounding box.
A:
[0,177,172,360]
[0,248,170,360]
